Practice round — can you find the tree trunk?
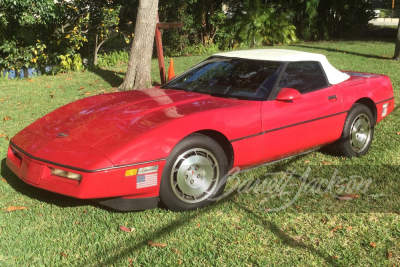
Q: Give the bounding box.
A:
[118,0,159,90]
[93,35,105,66]
[394,19,400,60]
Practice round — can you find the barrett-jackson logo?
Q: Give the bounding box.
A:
[57,131,69,138]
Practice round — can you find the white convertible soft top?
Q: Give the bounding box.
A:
[214,49,350,85]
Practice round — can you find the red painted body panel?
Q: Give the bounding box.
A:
[21,88,261,167]
[7,88,262,200]
[91,96,261,167]
[231,135,263,168]
[339,72,395,122]
[262,85,344,161]
[7,146,165,199]
[5,68,395,207]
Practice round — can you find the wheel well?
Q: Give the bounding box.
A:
[355,98,377,123]
[194,130,234,168]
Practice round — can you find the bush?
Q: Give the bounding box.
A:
[59,54,84,72]
[96,50,130,67]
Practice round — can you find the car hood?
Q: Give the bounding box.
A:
[23,88,210,146]
[11,87,261,170]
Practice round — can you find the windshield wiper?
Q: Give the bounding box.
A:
[165,86,188,92]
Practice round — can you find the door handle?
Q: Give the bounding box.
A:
[328,95,337,101]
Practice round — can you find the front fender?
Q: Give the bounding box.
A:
[91,102,261,166]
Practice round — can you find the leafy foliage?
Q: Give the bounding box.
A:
[0,0,380,72]
[0,0,121,71]
[97,50,130,67]
[159,0,227,55]
[59,54,84,72]
[226,0,374,41]
[314,0,375,39]
[0,41,47,70]
[225,7,297,48]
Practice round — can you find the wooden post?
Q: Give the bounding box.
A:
[154,14,183,85]
[155,15,166,84]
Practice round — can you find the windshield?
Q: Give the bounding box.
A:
[162,56,283,100]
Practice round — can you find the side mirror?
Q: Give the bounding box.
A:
[276,88,302,102]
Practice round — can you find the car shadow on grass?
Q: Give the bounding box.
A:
[235,203,339,266]
[88,67,125,88]
[79,155,342,267]
[1,158,92,208]
[82,190,339,266]
[293,44,388,60]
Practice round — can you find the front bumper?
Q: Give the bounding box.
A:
[6,144,165,210]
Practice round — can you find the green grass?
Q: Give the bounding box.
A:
[1,40,400,266]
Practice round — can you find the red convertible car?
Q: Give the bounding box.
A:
[6,49,395,211]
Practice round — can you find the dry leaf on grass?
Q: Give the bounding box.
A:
[147,241,167,248]
[0,98,5,101]
[232,223,242,230]
[6,206,27,212]
[0,134,6,137]
[337,194,359,201]
[387,252,392,259]
[171,248,181,254]
[370,242,376,248]
[3,116,11,121]
[78,86,85,90]
[332,226,343,232]
[119,225,133,232]
[60,252,68,258]
[1,178,6,183]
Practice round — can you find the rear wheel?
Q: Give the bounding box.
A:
[160,134,228,211]
[331,103,374,157]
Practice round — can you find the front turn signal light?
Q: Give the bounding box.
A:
[51,168,82,181]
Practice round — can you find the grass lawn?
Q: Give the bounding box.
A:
[1,40,400,266]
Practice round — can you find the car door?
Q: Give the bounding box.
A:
[261,61,346,162]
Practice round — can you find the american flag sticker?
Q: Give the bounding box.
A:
[136,172,158,189]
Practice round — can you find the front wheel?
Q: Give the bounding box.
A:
[160,134,229,211]
[330,103,374,157]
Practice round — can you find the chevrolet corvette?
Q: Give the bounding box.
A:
[6,49,395,211]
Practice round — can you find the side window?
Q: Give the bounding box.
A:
[278,61,329,94]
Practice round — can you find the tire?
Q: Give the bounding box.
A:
[160,134,229,211]
[331,103,374,157]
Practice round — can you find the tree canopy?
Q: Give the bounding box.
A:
[0,0,383,77]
